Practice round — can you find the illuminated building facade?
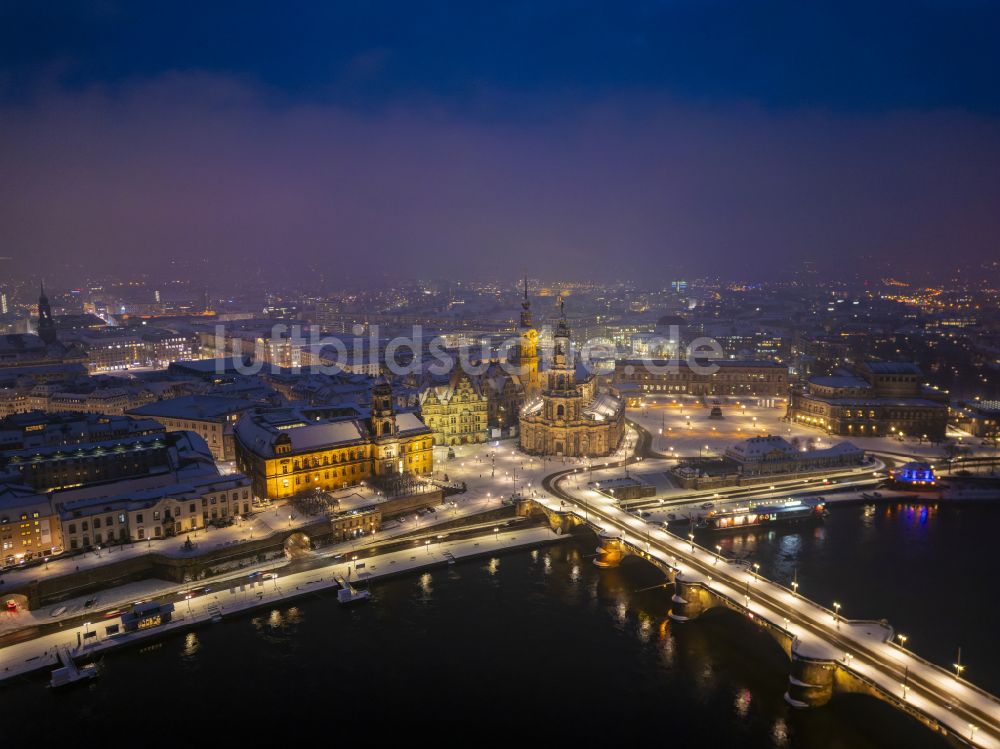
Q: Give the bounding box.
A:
[510,277,540,396]
[892,461,937,486]
[954,400,1000,441]
[58,472,252,549]
[520,303,624,457]
[0,484,62,566]
[233,378,433,500]
[419,370,489,446]
[788,361,948,439]
[613,359,789,398]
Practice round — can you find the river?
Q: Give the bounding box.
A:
[3,501,997,746]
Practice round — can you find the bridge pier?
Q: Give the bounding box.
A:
[593,534,628,568]
[785,654,835,708]
[669,577,708,621]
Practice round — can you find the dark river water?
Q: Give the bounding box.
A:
[3,502,997,747]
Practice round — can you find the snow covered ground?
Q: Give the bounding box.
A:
[626,398,987,460]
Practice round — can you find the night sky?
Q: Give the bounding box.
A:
[2,1,1000,283]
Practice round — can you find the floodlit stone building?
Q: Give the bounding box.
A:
[520,302,624,457]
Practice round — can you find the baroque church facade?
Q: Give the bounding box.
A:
[519,300,624,457]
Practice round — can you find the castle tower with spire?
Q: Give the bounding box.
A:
[37,283,58,345]
[512,276,540,395]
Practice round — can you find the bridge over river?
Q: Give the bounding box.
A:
[528,424,1000,748]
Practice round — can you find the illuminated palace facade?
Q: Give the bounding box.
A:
[787,361,948,440]
[419,369,489,446]
[519,303,624,457]
[234,377,432,500]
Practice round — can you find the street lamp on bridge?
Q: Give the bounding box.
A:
[688,532,695,552]
[954,646,965,678]
[833,601,842,627]
[897,633,908,650]
[714,544,722,565]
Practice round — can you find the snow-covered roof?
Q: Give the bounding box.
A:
[810,375,871,390]
[287,420,366,451]
[233,408,369,458]
[129,395,255,420]
[725,435,797,460]
[725,435,863,463]
[59,471,249,518]
[396,411,430,435]
[861,361,922,375]
[583,392,623,421]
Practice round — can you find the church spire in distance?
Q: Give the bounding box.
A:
[519,274,533,329]
[37,281,57,345]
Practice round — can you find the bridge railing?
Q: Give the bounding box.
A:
[834,660,983,747]
[654,520,1000,712]
[883,638,1000,710]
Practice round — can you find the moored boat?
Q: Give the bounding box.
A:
[697,498,826,533]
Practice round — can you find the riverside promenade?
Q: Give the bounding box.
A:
[0,525,564,683]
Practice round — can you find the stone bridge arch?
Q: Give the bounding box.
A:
[669,577,794,660]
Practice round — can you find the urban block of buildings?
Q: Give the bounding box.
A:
[1,428,251,564]
[127,394,255,461]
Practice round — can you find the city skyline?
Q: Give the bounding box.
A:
[3,5,1000,746]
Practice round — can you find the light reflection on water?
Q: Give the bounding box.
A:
[735,687,752,718]
[771,717,790,747]
[726,502,1000,693]
[418,571,433,597]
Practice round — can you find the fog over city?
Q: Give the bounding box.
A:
[3,2,1000,282]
